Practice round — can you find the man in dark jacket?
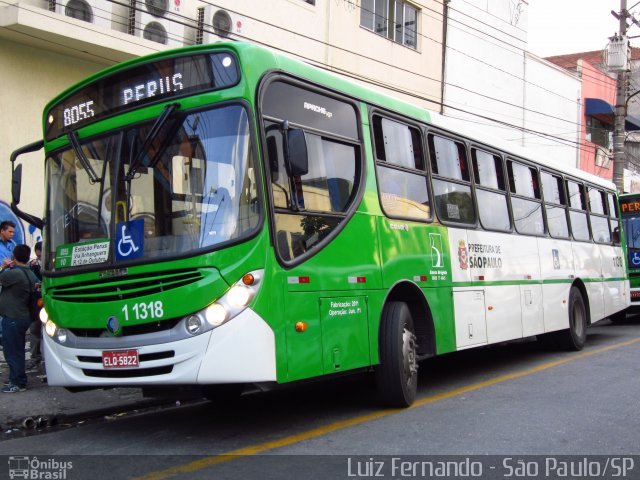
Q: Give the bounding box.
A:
[0,244,38,393]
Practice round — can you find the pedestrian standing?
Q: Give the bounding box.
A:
[0,244,38,393]
[0,220,16,343]
[0,220,16,268]
[27,241,43,369]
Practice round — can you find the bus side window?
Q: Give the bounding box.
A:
[429,134,476,225]
[373,115,430,221]
[507,160,544,236]
[471,148,510,231]
[567,180,590,241]
[264,124,360,262]
[541,171,569,239]
[588,187,611,244]
[608,193,621,245]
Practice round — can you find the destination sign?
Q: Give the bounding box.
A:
[45,51,240,141]
[620,197,640,215]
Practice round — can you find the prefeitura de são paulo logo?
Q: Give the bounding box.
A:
[458,239,468,270]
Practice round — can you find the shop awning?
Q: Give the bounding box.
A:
[585,97,640,131]
[585,98,614,116]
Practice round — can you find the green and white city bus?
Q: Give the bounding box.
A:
[619,193,640,311]
[10,42,629,407]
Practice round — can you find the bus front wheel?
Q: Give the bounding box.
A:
[375,301,418,407]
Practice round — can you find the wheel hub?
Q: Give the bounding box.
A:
[402,328,418,384]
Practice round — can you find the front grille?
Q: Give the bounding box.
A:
[69,317,182,338]
[83,366,173,378]
[50,269,204,303]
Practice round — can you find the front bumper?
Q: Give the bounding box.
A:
[43,308,277,386]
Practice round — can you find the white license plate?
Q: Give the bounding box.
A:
[102,350,139,368]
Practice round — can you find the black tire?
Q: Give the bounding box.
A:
[555,286,588,351]
[202,384,244,406]
[375,301,418,407]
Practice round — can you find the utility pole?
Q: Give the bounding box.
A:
[613,0,628,192]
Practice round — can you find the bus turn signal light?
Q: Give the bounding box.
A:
[295,321,308,332]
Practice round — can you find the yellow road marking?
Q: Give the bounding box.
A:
[135,336,640,480]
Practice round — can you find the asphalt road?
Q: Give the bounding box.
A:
[1,317,639,480]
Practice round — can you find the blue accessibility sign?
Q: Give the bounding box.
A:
[115,219,144,261]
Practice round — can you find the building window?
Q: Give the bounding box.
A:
[586,116,612,149]
[360,0,418,49]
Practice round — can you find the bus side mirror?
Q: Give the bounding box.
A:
[286,128,309,177]
[10,140,44,230]
[12,163,22,206]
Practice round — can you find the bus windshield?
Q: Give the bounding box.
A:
[45,104,260,271]
[623,214,640,268]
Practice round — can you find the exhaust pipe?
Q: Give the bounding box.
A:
[21,417,36,429]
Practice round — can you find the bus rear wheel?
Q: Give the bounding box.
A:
[375,301,418,407]
[556,286,587,351]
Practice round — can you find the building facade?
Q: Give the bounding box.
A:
[546,49,640,190]
[442,0,582,169]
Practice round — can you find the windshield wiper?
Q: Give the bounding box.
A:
[68,130,101,184]
[125,103,180,181]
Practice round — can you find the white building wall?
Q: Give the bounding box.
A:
[524,54,581,168]
[443,0,580,170]
[443,0,528,138]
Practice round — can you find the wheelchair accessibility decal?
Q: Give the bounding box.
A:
[630,250,640,268]
[116,219,144,261]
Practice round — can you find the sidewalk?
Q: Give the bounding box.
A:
[0,340,162,435]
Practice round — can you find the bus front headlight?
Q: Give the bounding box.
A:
[182,270,263,336]
[206,269,263,329]
[45,320,57,338]
[39,307,49,324]
[185,315,204,335]
[205,303,228,326]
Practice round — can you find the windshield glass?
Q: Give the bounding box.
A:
[624,216,640,269]
[45,104,260,271]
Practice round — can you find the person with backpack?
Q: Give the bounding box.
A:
[27,241,43,370]
[0,244,39,393]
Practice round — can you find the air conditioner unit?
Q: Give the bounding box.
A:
[196,6,244,45]
[51,0,112,29]
[132,0,184,47]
